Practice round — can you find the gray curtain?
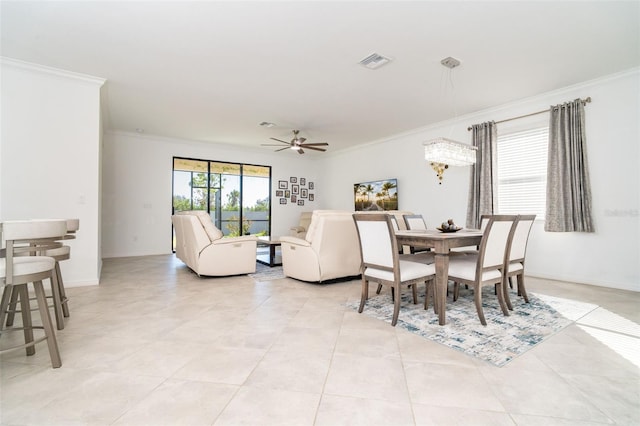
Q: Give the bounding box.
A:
[545,99,594,232]
[466,121,497,229]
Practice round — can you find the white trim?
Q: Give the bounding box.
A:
[1,56,106,86]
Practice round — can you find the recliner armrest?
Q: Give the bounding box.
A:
[290,226,306,232]
[280,236,311,247]
[211,235,258,246]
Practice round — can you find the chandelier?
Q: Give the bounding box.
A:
[424,138,477,184]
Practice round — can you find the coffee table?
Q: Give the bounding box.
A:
[256,236,282,267]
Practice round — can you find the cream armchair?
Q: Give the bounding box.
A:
[172,211,257,276]
[280,210,362,283]
[289,211,313,238]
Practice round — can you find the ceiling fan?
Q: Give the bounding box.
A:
[261,130,329,154]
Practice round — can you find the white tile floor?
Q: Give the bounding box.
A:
[1,254,639,425]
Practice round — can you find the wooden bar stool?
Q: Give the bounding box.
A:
[0,219,67,368]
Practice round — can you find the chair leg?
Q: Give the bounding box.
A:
[17,285,36,356]
[453,282,460,302]
[33,280,61,368]
[391,283,401,326]
[358,278,369,313]
[55,262,70,317]
[49,272,65,330]
[411,283,418,304]
[474,286,487,326]
[503,275,514,311]
[376,283,382,295]
[496,280,510,316]
[517,274,529,303]
[5,286,19,326]
[0,284,13,333]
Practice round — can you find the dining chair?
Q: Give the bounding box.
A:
[503,214,536,310]
[447,215,517,325]
[0,219,67,368]
[353,213,436,326]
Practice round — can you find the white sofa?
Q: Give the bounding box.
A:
[172,211,258,276]
[280,210,362,283]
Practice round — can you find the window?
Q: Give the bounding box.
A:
[496,127,548,217]
[172,157,271,248]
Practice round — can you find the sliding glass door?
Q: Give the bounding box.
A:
[172,157,271,249]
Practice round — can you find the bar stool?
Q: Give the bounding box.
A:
[0,219,67,368]
[4,219,74,330]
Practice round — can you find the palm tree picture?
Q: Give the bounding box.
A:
[354,178,398,211]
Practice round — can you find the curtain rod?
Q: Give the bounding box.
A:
[467,96,591,131]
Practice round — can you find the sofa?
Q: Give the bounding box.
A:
[172,211,258,276]
[280,210,362,283]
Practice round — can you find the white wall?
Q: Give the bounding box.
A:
[101,132,324,257]
[0,58,104,286]
[320,69,639,292]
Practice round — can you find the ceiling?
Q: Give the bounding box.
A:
[2,1,639,154]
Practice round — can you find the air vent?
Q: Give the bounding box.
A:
[359,53,391,70]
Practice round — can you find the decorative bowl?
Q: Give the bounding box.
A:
[436,226,463,233]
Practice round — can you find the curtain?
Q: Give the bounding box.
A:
[545,99,594,232]
[466,121,497,229]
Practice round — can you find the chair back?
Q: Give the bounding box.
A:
[479,214,491,231]
[403,214,427,231]
[477,215,518,270]
[508,214,536,263]
[353,214,397,271]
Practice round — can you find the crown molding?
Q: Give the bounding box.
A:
[1,56,105,86]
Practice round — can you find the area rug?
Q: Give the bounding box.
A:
[249,263,285,281]
[347,286,599,367]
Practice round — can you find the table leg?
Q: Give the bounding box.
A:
[269,245,276,267]
[434,252,450,325]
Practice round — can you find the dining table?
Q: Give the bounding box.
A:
[395,228,483,325]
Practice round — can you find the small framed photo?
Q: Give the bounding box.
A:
[290,177,297,183]
[292,184,299,194]
[298,200,304,206]
[285,190,291,198]
[300,178,306,186]
[279,198,287,204]
[300,188,308,198]
[308,182,314,190]
[276,190,283,197]
[309,193,314,201]
[291,194,297,203]
[278,180,288,189]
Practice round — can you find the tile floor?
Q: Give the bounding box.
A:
[1,254,639,425]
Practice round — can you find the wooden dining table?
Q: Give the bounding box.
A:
[395,229,483,325]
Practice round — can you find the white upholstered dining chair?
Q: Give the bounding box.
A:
[448,215,517,325]
[503,214,536,310]
[353,213,435,326]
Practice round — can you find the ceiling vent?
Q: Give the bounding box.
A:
[359,53,391,70]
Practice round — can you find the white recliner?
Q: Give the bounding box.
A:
[280,210,362,283]
[289,211,313,238]
[172,211,258,276]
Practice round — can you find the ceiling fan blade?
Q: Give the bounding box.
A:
[300,142,329,147]
[297,148,304,154]
[302,146,327,152]
[298,137,306,144]
[270,138,290,144]
[275,146,290,152]
[261,143,289,146]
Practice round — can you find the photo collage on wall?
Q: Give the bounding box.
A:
[276,177,315,206]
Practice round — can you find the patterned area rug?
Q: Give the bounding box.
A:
[347,285,598,367]
[249,263,285,281]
